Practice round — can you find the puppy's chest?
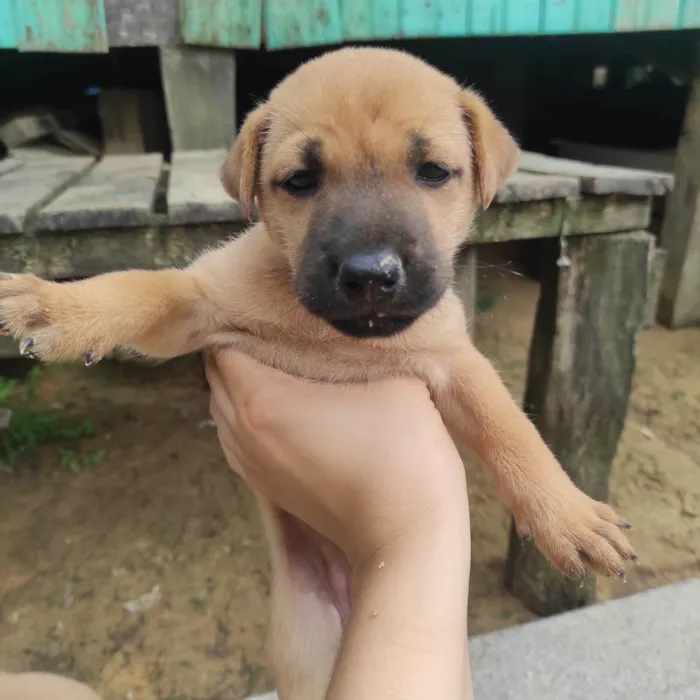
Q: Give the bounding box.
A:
[221,322,450,387]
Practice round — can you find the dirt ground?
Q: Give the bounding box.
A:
[1,267,699,700]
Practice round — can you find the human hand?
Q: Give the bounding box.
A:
[205,350,468,566]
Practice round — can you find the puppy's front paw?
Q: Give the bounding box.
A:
[514,479,636,580]
[0,273,105,365]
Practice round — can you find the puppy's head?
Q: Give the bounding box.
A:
[222,47,518,338]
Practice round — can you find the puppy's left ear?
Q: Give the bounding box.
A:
[220,103,270,221]
[459,89,519,208]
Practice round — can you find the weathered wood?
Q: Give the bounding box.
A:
[167,150,244,224]
[520,151,674,196]
[0,223,245,280]
[473,200,565,244]
[495,172,580,204]
[38,154,163,231]
[643,245,668,329]
[160,47,236,151]
[0,154,95,234]
[505,231,652,616]
[0,157,23,178]
[103,0,178,47]
[659,57,700,328]
[180,0,263,48]
[15,0,108,53]
[98,89,162,154]
[566,194,652,234]
[454,246,478,333]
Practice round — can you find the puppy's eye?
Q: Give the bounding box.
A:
[416,162,452,187]
[280,170,319,196]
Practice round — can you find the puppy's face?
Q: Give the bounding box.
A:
[222,48,519,338]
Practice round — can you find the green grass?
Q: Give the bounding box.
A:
[0,367,102,470]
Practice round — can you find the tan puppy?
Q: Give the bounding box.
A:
[0,672,101,700]
[0,48,634,699]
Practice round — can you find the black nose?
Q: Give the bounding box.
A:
[337,251,403,301]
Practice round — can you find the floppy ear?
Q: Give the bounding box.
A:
[220,104,270,221]
[459,89,519,209]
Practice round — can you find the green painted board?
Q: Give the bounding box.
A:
[0,0,15,48]
[615,0,646,30]
[504,0,539,33]
[180,0,262,48]
[15,0,108,52]
[680,0,700,26]
[578,0,614,31]
[645,0,681,29]
[342,0,399,39]
[471,0,505,35]
[542,0,576,34]
[400,0,467,38]
[265,0,342,49]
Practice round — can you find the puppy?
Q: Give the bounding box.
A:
[0,48,634,699]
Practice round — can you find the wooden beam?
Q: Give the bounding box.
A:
[505,231,651,616]
[160,47,236,152]
[659,52,700,328]
[454,246,478,333]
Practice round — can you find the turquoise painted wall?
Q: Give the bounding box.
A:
[0,0,698,52]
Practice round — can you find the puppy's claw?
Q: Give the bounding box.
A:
[84,350,101,367]
[621,520,632,530]
[19,338,36,359]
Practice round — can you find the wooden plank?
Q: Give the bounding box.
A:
[0,157,23,178]
[160,46,236,151]
[659,58,700,328]
[38,154,163,231]
[519,151,674,196]
[0,223,245,279]
[680,0,700,27]
[614,0,646,30]
[454,245,477,333]
[15,0,108,53]
[0,154,95,234]
[577,0,614,32]
[505,231,651,615]
[471,0,504,34]
[542,0,576,34]
[167,149,244,225]
[341,0,374,38]
[643,245,668,328]
[265,0,342,50]
[0,0,16,48]
[473,200,565,244]
[103,0,178,47]
[98,88,162,154]
[566,195,651,234]
[644,0,681,29]
[504,0,540,34]
[400,0,467,38]
[495,172,580,204]
[180,0,262,48]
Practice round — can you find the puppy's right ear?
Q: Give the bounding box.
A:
[220,104,270,221]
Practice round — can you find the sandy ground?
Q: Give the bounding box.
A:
[1,268,698,700]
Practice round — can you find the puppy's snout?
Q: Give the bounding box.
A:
[337,251,403,301]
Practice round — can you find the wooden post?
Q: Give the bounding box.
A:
[454,246,478,334]
[159,46,236,152]
[505,232,651,616]
[658,52,700,328]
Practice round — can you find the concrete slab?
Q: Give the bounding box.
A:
[246,579,700,700]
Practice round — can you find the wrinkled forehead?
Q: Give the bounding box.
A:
[261,86,469,175]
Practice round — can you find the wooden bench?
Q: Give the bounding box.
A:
[0,147,672,615]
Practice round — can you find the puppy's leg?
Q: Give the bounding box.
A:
[434,343,636,580]
[0,269,218,363]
